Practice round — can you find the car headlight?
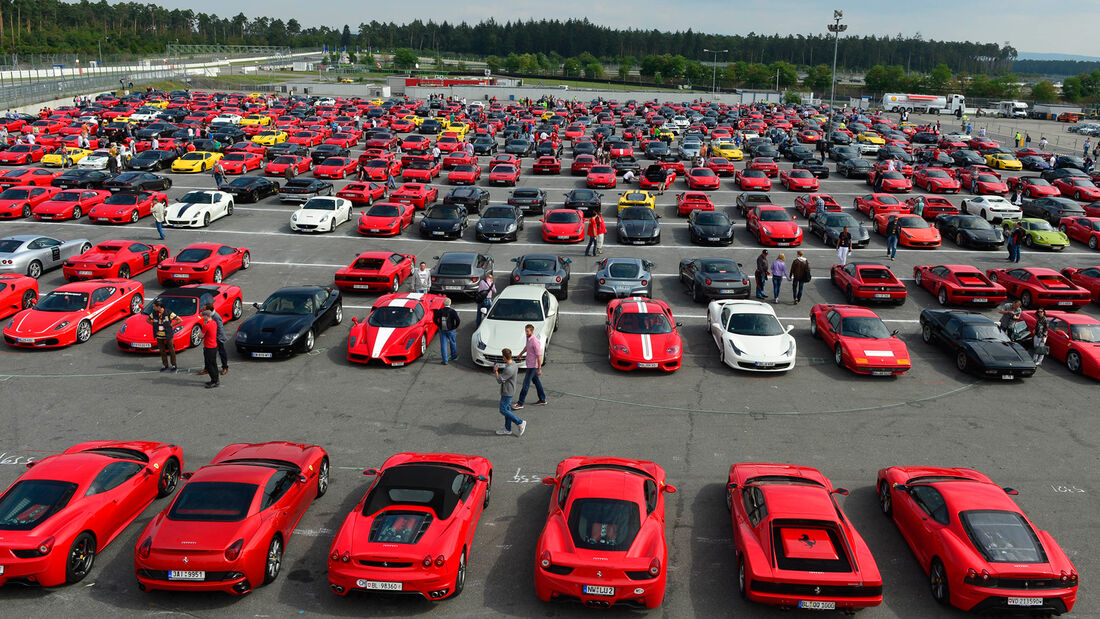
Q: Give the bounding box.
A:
[476,333,487,351]
[278,332,298,344]
[172,325,184,334]
[727,339,743,356]
[6,319,14,329]
[476,221,485,230]
[505,223,517,232]
[784,339,795,356]
[611,344,629,354]
[666,345,680,355]
[452,223,461,231]
[235,331,248,343]
[54,321,70,331]
[119,323,127,334]
[761,226,770,235]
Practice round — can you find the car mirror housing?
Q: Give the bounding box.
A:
[363,468,379,476]
[832,487,850,496]
[541,477,556,486]
[1003,487,1019,496]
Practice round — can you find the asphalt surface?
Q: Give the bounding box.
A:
[0,108,1097,618]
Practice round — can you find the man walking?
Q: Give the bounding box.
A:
[412,261,431,293]
[788,250,810,304]
[754,249,769,299]
[512,324,547,409]
[585,211,605,256]
[1011,222,1026,262]
[837,226,853,265]
[884,215,901,260]
[151,197,166,240]
[200,302,229,376]
[149,300,180,372]
[200,310,220,388]
[475,273,497,328]
[492,348,526,436]
[433,297,460,364]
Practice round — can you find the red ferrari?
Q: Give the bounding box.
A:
[877,466,1077,615]
[489,164,521,186]
[831,263,907,305]
[488,153,520,171]
[874,214,942,247]
[541,209,586,243]
[3,278,144,347]
[854,193,909,218]
[779,169,819,191]
[447,164,481,185]
[606,297,682,371]
[264,155,312,177]
[219,152,263,174]
[1021,310,1100,378]
[117,284,243,352]
[705,156,736,176]
[0,273,38,319]
[1052,177,1100,202]
[747,157,778,177]
[809,304,911,375]
[794,193,841,217]
[0,440,183,588]
[0,167,61,188]
[63,240,168,281]
[87,191,167,224]
[586,165,617,189]
[746,205,803,246]
[334,251,415,293]
[571,154,598,175]
[908,195,959,220]
[867,169,912,192]
[736,169,772,191]
[533,156,561,174]
[328,452,492,599]
[390,183,438,210]
[913,167,961,193]
[336,181,387,205]
[535,456,675,610]
[360,158,401,181]
[314,157,358,179]
[32,189,110,221]
[1008,176,1060,199]
[401,158,442,182]
[1058,216,1100,248]
[0,185,60,218]
[986,267,1090,309]
[157,243,250,285]
[357,202,415,236]
[729,463,882,611]
[287,130,323,147]
[1060,266,1100,302]
[675,191,714,216]
[686,167,720,190]
[914,264,1007,306]
[0,144,46,165]
[134,442,330,595]
[347,293,446,365]
[441,151,476,170]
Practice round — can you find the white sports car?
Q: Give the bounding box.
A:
[165,190,235,228]
[961,195,1022,223]
[290,197,352,233]
[128,108,162,122]
[471,284,558,367]
[212,113,242,125]
[707,299,796,372]
[76,149,113,170]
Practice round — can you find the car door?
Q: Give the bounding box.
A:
[129,243,153,273]
[821,309,841,349]
[217,245,240,272]
[30,237,62,269]
[1047,317,1072,360]
[260,469,300,540]
[903,484,950,568]
[315,288,336,330]
[89,459,156,541]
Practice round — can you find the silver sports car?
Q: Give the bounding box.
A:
[0,235,92,278]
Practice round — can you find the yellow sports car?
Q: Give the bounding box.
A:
[447,122,469,138]
[540,111,555,121]
[41,147,92,167]
[655,127,675,140]
[711,140,744,160]
[144,99,169,109]
[239,114,272,127]
[338,78,354,83]
[617,190,656,211]
[432,116,451,130]
[171,151,223,173]
[251,130,289,146]
[985,152,1023,171]
[857,132,885,145]
[402,114,424,127]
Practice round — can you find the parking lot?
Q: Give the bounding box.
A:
[0,102,1096,618]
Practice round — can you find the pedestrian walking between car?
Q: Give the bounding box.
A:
[493,348,526,436]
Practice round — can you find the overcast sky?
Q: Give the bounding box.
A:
[142,0,1099,57]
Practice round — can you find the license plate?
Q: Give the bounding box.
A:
[133,342,152,349]
[871,370,892,376]
[1002,374,1014,380]
[777,242,790,246]
[720,289,735,294]
[583,585,615,596]
[755,361,776,367]
[357,579,402,591]
[369,228,381,232]
[251,352,273,358]
[168,570,205,581]
[58,184,70,188]
[1057,301,1073,306]
[557,235,569,239]
[873,293,891,299]
[353,284,372,290]
[0,565,4,574]
[1008,597,1043,607]
[110,187,120,192]
[973,298,988,303]
[798,600,836,610]
[16,337,33,343]
[432,231,445,236]
[444,286,462,291]
[632,240,645,245]
[488,237,501,241]
[708,237,720,241]
[391,362,405,367]
[78,270,92,276]
[172,273,188,279]
[638,362,658,368]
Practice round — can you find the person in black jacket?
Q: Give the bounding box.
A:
[433,297,461,365]
[754,249,769,299]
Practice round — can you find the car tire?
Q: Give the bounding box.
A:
[1022,291,1034,309]
[72,206,81,219]
[20,288,37,308]
[390,276,400,292]
[65,532,96,584]
[737,555,748,600]
[960,201,968,214]
[692,283,703,303]
[189,324,203,348]
[937,287,950,306]
[27,260,43,279]
[333,304,343,325]
[930,559,950,606]
[1090,237,1098,250]
[21,203,31,218]
[203,213,211,226]
[452,549,467,598]
[1066,350,1083,374]
[834,344,844,367]
[1059,224,1068,233]
[878,480,892,516]
[298,329,315,353]
[157,456,181,498]
[263,536,283,585]
[212,267,223,283]
[956,351,969,372]
[316,457,330,498]
[846,286,855,304]
[956,232,966,247]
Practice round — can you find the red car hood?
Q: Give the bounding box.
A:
[841,336,910,363]
[349,322,420,358]
[7,308,86,334]
[611,331,681,361]
[759,221,801,234]
[357,214,400,228]
[544,222,583,234]
[120,313,199,343]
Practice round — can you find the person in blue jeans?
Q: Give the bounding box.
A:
[884,216,901,260]
[769,253,787,303]
[475,274,496,328]
[512,324,547,409]
[493,348,526,436]
[432,297,460,364]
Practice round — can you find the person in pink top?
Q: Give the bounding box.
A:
[512,324,547,409]
[201,310,220,389]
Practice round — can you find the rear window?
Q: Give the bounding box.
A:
[0,480,78,530]
[437,262,472,276]
[175,248,212,263]
[961,510,1046,563]
[168,481,256,522]
[568,498,641,551]
[607,262,640,278]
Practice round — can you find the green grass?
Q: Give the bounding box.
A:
[515,77,689,92]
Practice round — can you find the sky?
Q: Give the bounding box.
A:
[136,0,1100,57]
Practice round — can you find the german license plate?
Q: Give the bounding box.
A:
[16,337,33,343]
[1002,374,1014,380]
[488,237,500,241]
[168,570,205,581]
[353,284,372,290]
[432,231,445,236]
[133,342,152,349]
[358,579,402,591]
[973,298,987,303]
[109,187,120,192]
[1057,301,1073,306]
[798,600,836,610]
[583,585,615,596]
[172,273,188,278]
[444,286,462,291]
[874,293,891,299]
[633,240,645,245]
[720,289,735,294]
[708,237,720,241]
[777,242,790,246]
[391,362,405,367]
[871,370,892,376]
[638,362,658,368]
[755,361,776,367]
[557,235,569,239]
[1008,597,1043,607]
[251,352,273,358]
[369,229,380,233]
[78,270,92,276]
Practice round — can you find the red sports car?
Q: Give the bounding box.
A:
[389,119,415,133]
[571,154,598,175]
[908,196,959,220]
[0,167,62,188]
[913,167,961,193]
[0,144,46,165]
[336,181,387,206]
[63,240,168,281]
[533,156,561,174]
[676,191,714,216]
[359,158,401,181]
[736,169,772,191]
[3,278,144,347]
[970,174,1009,195]
[874,213,942,247]
[355,202,414,236]
[0,185,60,218]
[287,130,324,147]
[746,205,803,246]
[0,440,183,588]
[986,267,1090,309]
[226,141,265,157]
[686,167,721,190]
[314,157,358,179]
[729,463,883,611]
[441,150,475,170]
[854,193,909,218]
[1021,310,1100,378]
[867,169,912,192]
[1008,176,1060,199]
[347,293,446,365]
[31,189,110,221]
[705,156,736,176]
[390,183,438,210]
[401,135,430,152]
[134,441,329,595]
[0,273,38,319]
[87,191,167,224]
[401,158,442,181]
[956,164,1000,186]
[535,456,674,610]
[606,297,682,371]
[488,153,520,171]
[1052,177,1100,202]
[447,164,481,185]
[831,263,907,305]
[325,132,358,148]
[328,452,492,599]
[489,164,521,186]
[334,251,415,293]
[1058,216,1100,248]
[219,152,263,174]
[541,209,586,243]
[876,466,1077,615]
[1060,266,1100,302]
[586,165,617,188]
[914,264,1007,306]
[779,169,819,191]
[746,157,779,177]
[157,243,250,285]
[264,155,312,176]
[794,193,841,217]
[810,304,911,375]
[117,284,243,352]
[968,136,999,150]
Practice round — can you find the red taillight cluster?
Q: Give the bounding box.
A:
[640,280,648,286]
[470,277,478,283]
[512,275,520,282]
[1062,570,1079,586]
[330,550,351,562]
[37,536,55,556]
[649,558,661,576]
[555,276,562,282]
[540,550,552,568]
[137,537,151,559]
[705,279,712,285]
[224,538,244,561]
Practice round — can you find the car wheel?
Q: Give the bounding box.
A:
[483,472,492,508]
[1022,291,1034,309]
[72,206,81,219]
[452,549,467,598]
[955,232,965,247]
[157,456,181,498]
[960,201,968,214]
[316,457,330,498]
[1066,350,1083,374]
[129,293,143,315]
[419,333,427,357]
[956,351,969,372]
[115,263,131,279]
[27,260,42,279]
[21,203,31,218]
[846,286,855,304]
[1059,224,1068,234]
[188,324,203,348]
[737,555,748,599]
[930,559,950,605]
[1090,237,1098,250]
[1025,235,1034,248]
[229,297,242,319]
[334,304,343,325]
[203,212,211,226]
[65,532,96,584]
[834,344,844,367]
[211,267,223,283]
[878,480,892,516]
[263,536,283,585]
[981,209,988,220]
[692,282,703,303]
[19,287,37,308]
[921,324,933,343]
[809,318,817,337]
[559,283,569,301]
[938,288,949,306]
[391,276,400,292]
[226,202,234,216]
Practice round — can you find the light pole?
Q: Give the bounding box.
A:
[827,10,847,108]
[98,35,109,68]
[703,48,727,94]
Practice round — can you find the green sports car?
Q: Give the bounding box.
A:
[1002,218,1070,250]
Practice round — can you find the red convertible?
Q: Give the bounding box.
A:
[986,267,1090,309]
[0,185,60,218]
[63,240,168,281]
[0,273,38,318]
[116,284,243,352]
[606,297,682,371]
[390,183,438,210]
[157,243,250,285]
[794,193,840,217]
[3,278,144,347]
[334,251,415,293]
[810,304,911,375]
[676,191,714,216]
[779,169,819,191]
[914,264,1007,306]
[336,181,387,206]
[746,205,803,246]
[830,263,907,305]
[347,293,446,365]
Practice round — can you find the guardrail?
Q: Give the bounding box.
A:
[0,67,193,110]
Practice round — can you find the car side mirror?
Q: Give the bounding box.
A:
[785,324,794,332]
[252,302,261,310]
[298,475,308,484]
[363,468,379,476]
[1003,487,1019,496]
[833,488,850,496]
[663,484,677,494]
[181,472,193,480]
[726,481,738,490]
[541,477,556,486]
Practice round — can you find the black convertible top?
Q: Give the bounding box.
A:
[363,464,470,519]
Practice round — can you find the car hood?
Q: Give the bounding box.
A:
[963,228,1002,241]
[349,323,419,358]
[966,340,1033,366]
[757,221,801,235]
[724,332,794,357]
[6,308,84,334]
[610,331,681,361]
[619,219,659,236]
[167,201,210,217]
[421,218,461,230]
[477,218,516,231]
[693,223,734,235]
[842,337,910,363]
[293,209,337,224]
[477,320,545,354]
[359,214,399,226]
[239,312,312,337]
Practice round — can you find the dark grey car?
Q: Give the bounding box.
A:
[510,254,572,300]
[617,207,661,245]
[809,211,871,248]
[507,187,548,214]
[1023,197,1086,224]
[418,204,469,239]
[475,205,524,242]
[687,211,735,245]
[594,257,654,300]
[430,252,494,297]
[678,257,751,301]
[442,186,489,215]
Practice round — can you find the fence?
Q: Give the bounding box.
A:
[0,66,195,110]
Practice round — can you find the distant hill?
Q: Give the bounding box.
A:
[1019,52,1100,62]
[1014,58,1100,77]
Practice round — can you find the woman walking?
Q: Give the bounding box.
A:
[1032,309,1049,366]
[770,253,787,303]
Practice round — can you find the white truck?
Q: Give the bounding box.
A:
[881,93,973,116]
[995,101,1028,118]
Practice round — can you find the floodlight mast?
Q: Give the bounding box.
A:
[828,11,848,108]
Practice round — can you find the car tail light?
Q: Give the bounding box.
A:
[742,279,749,285]
[430,276,437,282]
[512,276,520,282]
[1062,570,1078,585]
[540,550,552,568]
[599,278,606,285]
[434,555,445,567]
[705,279,712,285]
[137,537,151,559]
[470,277,478,283]
[649,558,661,576]
[422,555,433,568]
[330,550,340,561]
[36,536,55,556]
[641,280,648,286]
[555,276,562,282]
[225,538,244,561]
[341,551,350,563]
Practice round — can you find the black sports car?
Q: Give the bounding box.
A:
[644,141,671,160]
[950,149,985,166]
[504,139,533,157]
[278,178,333,203]
[678,257,751,301]
[1055,156,1087,171]
[265,143,309,160]
[222,176,279,203]
[310,144,351,165]
[918,309,1035,379]
[1023,197,1087,225]
[189,138,225,153]
[1020,155,1051,171]
[809,211,871,248]
[735,191,772,216]
[475,205,524,242]
[535,140,562,158]
[126,149,176,171]
[828,131,852,145]
[687,211,734,245]
[507,187,548,214]
[617,206,661,245]
[419,204,468,239]
[572,141,597,157]
[1040,167,1089,183]
[784,145,817,163]
[101,171,172,193]
[828,145,860,162]
[51,169,112,189]
[837,158,873,178]
[935,214,1005,249]
[510,254,571,300]
[235,285,343,358]
[792,158,830,178]
[563,188,602,216]
[471,136,498,155]
[134,122,180,140]
[611,155,641,175]
[442,186,489,215]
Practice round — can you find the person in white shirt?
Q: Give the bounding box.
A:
[412,262,431,293]
[623,169,636,183]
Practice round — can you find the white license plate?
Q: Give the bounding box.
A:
[1057,301,1073,306]
[583,585,615,596]
[488,237,501,241]
[168,570,205,581]
[557,235,569,239]
[871,370,892,376]
[110,187,120,192]
[0,565,4,574]
[369,229,380,232]
[638,362,658,368]
[873,293,891,299]
[755,362,776,367]
[391,362,405,367]
[777,242,790,246]
[357,579,402,591]
[708,237,720,241]
[1002,374,1014,380]
[353,284,372,290]
[132,342,152,349]
[251,352,273,358]
[1008,597,1043,607]
[172,273,188,279]
[432,231,445,236]
[973,298,988,303]
[798,600,836,610]
[16,337,32,343]
[78,270,93,276]
[443,286,462,291]
[632,240,646,245]
[719,289,735,294]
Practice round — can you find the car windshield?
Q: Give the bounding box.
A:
[35,291,88,312]
[452,165,476,173]
[366,204,399,217]
[482,207,515,219]
[175,248,212,263]
[695,213,728,225]
[180,152,205,161]
[0,480,78,530]
[368,306,417,328]
[487,298,543,321]
[958,217,993,230]
[898,216,929,228]
[0,189,30,199]
[272,156,297,164]
[743,170,766,177]
[223,153,248,161]
[726,312,785,336]
[546,211,580,224]
[227,177,259,188]
[759,210,791,222]
[320,158,347,167]
[179,191,215,204]
[145,295,199,316]
[54,192,81,201]
[1028,220,1054,231]
[620,207,655,221]
[978,175,999,183]
[365,160,389,169]
[617,312,672,334]
[1071,324,1100,342]
[425,206,461,219]
[692,168,716,177]
[105,194,140,205]
[260,293,315,315]
[961,510,1045,563]
[568,498,641,552]
[840,316,892,339]
[512,189,539,198]
[961,323,1009,342]
[167,481,256,522]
